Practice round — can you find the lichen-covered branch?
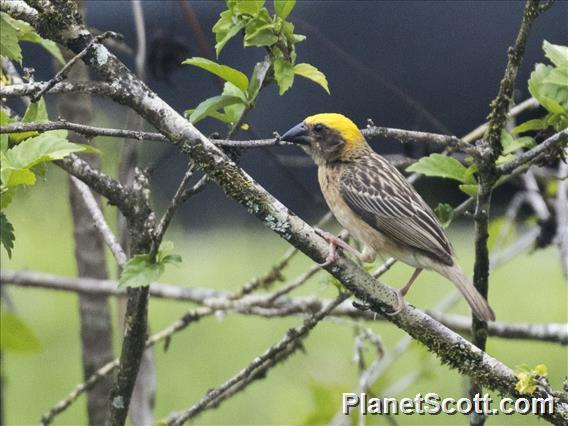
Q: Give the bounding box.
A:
[469,3,549,424]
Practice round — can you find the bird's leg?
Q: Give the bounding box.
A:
[386,268,423,316]
[315,228,366,266]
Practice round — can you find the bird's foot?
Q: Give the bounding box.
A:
[315,228,366,267]
[384,288,408,316]
[315,228,342,266]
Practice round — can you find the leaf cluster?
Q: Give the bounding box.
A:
[183,0,328,126]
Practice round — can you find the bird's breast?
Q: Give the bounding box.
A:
[318,165,387,252]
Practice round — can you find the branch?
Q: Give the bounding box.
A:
[0,119,288,148]
[31,31,119,102]
[71,177,128,267]
[470,3,548,424]
[56,154,136,217]
[0,0,38,24]
[498,129,568,176]
[556,152,568,278]
[2,269,567,344]
[168,293,350,425]
[0,81,121,99]
[362,123,475,153]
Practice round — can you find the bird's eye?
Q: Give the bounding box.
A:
[314,123,324,133]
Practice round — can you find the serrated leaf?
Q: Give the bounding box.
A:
[189,95,245,124]
[119,254,164,288]
[529,63,568,113]
[406,153,467,182]
[543,40,568,69]
[273,57,294,95]
[294,63,330,94]
[231,0,265,16]
[3,13,64,64]
[212,11,244,57]
[511,118,548,134]
[274,0,296,19]
[182,57,249,92]
[5,131,84,170]
[0,14,22,64]
[3,167,36,187]
[544,68,568,87]
[434,203,454,228]
[244,15,278,47]
[0,311,41,352]
[10,97,49,143]
[0,212,15,258]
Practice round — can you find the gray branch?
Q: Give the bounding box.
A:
[2,269,566,345]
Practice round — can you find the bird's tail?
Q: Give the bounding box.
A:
[438,265,496,322]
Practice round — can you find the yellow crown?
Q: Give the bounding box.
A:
[305,113,365,148]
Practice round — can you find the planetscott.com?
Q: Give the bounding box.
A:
[342,393,554,416]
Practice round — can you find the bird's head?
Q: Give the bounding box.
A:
[281,113,368,165]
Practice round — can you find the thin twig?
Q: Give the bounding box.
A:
[31,31,118,102]
[71,177,128,267]
[169,293,350,425]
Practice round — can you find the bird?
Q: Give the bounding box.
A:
[281,113,495,321]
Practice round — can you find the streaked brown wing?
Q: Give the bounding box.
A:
[339,153,454,266]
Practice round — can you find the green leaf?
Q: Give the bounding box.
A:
[488,217,515,251]
[230,0,265,16]
[0,311,41,352]
[119,254,164,288]
[119,242,182,288]
[0,14,22,64]
[434,203,454,228]
[273,58,294,95]
[511,118,548,134]
[0,212,15,258]
[212,11,244,57]
[3,14,64,64]
[543,40,568,68]
[182,57,249,92]
[406,153,467,182]
[274,0,296,19]
[189,95,245,124]
[294,63,330,94]
[463,164,477,184]
[501,130,535,155]
[244,12,278,48]
[222,82,247,123]
[544,68,568,87]
[5,131,82,170]
[0,186,15,210]
[10,97,49,143]
[3,167,36,187]
[247,60,270,102]
[459,184,478,197]
[529,63,568,113]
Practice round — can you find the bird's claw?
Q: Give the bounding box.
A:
[384,288,408,316]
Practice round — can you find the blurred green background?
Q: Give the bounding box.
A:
[1,161,566,426]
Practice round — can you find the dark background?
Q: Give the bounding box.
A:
[25,1,568,227]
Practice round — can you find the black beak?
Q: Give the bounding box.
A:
[281,122,310,145]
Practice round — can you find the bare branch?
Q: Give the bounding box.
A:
[71,177,128,267]
[3,269,566,344]
[0,81,121,99]
[169,293,350,425]
[556,152,568,278]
